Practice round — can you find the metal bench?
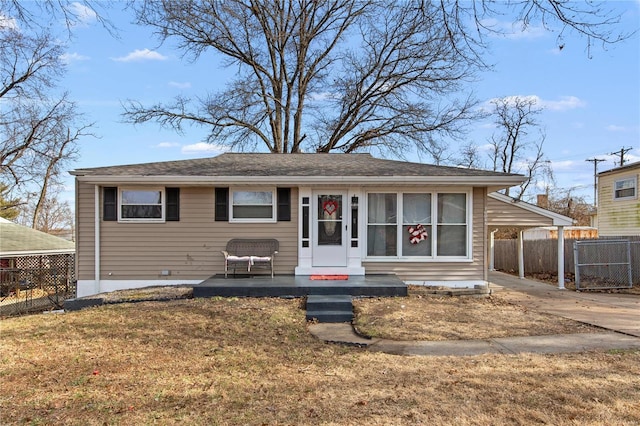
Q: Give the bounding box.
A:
[221,239,279,278]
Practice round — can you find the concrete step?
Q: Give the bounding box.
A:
[306,309,353,323]
[306,295,353,323]
[306,295,353,310]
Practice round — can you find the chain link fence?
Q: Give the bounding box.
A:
[0,254,75,316]
[573,240,635,290]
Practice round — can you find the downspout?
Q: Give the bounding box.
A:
[557,225,565,289]
[94,185,101,294]
[518,229,525,279]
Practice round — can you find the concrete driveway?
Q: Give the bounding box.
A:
[488,271,640,337]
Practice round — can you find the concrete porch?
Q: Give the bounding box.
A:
[192,274,407,298]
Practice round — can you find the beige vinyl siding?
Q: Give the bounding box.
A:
[76,180,97,281]
[597,168,640,236]
[79,186,297,281]
[363,187,486,282]
[486,195,554,227]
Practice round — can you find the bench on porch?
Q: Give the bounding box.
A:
[221,239,279,278]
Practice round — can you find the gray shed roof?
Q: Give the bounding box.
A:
[0,218,75,257]
[70,153,526,188]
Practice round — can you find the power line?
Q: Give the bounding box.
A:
[585,158,606,207]
[610,147,633,166]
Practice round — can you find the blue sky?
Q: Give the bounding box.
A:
[50,2,640,205]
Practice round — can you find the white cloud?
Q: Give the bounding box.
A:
[111,49,168,62]
[307,91,335,102]
[606,124,626,132]
[540,96,586,111]
[181,142,228,155]
[482,95,586,112]
[480,18,547,40]
[60,52,90,63]
[169,81,191,89]
[548,160,576,172]
[69,2,98,26]
[0,14,18,30]
[155,142,181,148]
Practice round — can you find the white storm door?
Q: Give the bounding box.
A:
[312,192,348,267]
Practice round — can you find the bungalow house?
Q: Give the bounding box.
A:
[70,153,533,297]
[595,161,640,237]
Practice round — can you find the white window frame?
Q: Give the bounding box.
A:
[365,189,472,261]
[613,176,637,201]
[230,188,277,223]
[118,187,165,223]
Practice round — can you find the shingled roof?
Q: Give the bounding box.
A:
[70,153,525,187]
[0,218,74,257]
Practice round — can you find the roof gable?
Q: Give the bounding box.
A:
[488,192,574,227]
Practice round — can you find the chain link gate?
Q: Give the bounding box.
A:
[573,240,633,290]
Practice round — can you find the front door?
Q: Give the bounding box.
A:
[312,192,347,267]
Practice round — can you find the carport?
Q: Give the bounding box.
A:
[486,193,575,289]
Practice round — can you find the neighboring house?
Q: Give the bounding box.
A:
[70,153,533,297]
[0,218,75,257]
[0,218,75,298]
[596,161,640,237]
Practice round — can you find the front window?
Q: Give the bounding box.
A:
[119,188,164,221]
[367,191,469,259]
[614,177,637,200]
[367,193,397,256]
[231,190,275,221]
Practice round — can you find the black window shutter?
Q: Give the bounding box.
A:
[166,188,180,221]
[103,187,117,221]
[277,188,291,221]
[215,187,229,221]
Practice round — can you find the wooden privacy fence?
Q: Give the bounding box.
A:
[494,236,640,284]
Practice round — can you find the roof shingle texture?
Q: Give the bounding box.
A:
[72,153,521,178]
[0,220,74,255]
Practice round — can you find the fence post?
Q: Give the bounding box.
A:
[518,230,525,279]
[627,241,633,287]
[557,226,565,289]
[573,241,581,290]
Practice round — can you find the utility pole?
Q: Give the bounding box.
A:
[586,158,606,206]
[610,147,633,166]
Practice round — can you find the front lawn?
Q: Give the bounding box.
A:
[1,295,638,425]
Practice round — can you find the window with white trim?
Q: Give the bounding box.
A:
[366,191,470,259]
[614,177,637,200]
[231,189,276,222]
[119,188,164,221]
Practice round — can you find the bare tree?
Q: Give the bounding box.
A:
[17,188,75,238]
[0,183,20,220]
[122,0,630,157]
[0,19,93,228]
[544,187,593,226]
[457,142,481,169]
[487,96,551,198]
[1,0,116,36]
[123,1,485,155]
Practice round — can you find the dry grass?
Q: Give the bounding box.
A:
[353,288,598,341]
[1,294,639,425]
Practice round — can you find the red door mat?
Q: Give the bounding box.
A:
[309,275,349,280]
